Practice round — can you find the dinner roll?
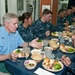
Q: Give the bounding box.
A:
[60,44,65,52]
[43,58,50,66]
[60,44,65,49]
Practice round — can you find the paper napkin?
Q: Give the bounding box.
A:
[34,67,55,75]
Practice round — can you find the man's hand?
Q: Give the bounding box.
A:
[64,26,70,31]
[72,34,75,47]
[61,55,71,66]
[10,52,18,60]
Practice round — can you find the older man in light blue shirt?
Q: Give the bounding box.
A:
[0,26,24,54]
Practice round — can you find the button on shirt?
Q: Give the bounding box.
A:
[0,26,24,54]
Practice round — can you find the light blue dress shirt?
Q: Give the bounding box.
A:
[0,26,24,54]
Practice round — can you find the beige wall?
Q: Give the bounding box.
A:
[0,0,5,24]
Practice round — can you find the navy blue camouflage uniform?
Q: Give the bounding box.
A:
[17,24,35,42]
[32,19,64,39]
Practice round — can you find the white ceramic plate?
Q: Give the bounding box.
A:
[60,46,75,53]
[42,59,64,72]
[13,48,25,58]
[51,32,58,36]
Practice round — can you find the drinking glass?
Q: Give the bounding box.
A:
[23,47,30,58]
[44,47,55,59]
[43,39,48,47]
[58,32,62,39]
[60,37,65,44]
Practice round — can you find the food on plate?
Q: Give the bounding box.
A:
[37,39,42,42]
[24,60,37,70]
[42,59,63,72]
[49,61,62,70]
[60,44,65,50]
[66,31,73,36]
[13,49,25,58]
[43,58,50,67]
[60,45,75,53]
[68,48,74,52]
[31,54,43,63]
[51,32,58,36]
[53,61,62,70]
[15,49,20,53]
[65,47,75,52]
[54,63,62,70]
[60,44,66,52]
[62,31,73,37]
[25,63,34,67]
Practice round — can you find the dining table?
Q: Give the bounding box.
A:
[4,34,75,75]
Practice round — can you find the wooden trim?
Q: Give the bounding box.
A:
[52,0,58,25]
[40,0,51,17]
[40,0,58,25]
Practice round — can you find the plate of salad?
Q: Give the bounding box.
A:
[60,45,75,53]
[42,59,64,72]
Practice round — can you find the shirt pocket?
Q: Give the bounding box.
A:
[0,43,4,52]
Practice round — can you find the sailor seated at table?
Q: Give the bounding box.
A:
[65,8,75,25]
[57,9,69,27]
[61,55,75,75]
[17,12,35,42]
[61,35,75,75]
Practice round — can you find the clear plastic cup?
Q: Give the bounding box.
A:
[23,47,30,58]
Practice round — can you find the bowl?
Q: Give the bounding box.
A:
[24,60,37,70]
[48,40,59,50]
[51,38,59,42]
[34,48,42,51]
[44,47,53,51]
[31,49,41,55]
[31,54,43,63]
